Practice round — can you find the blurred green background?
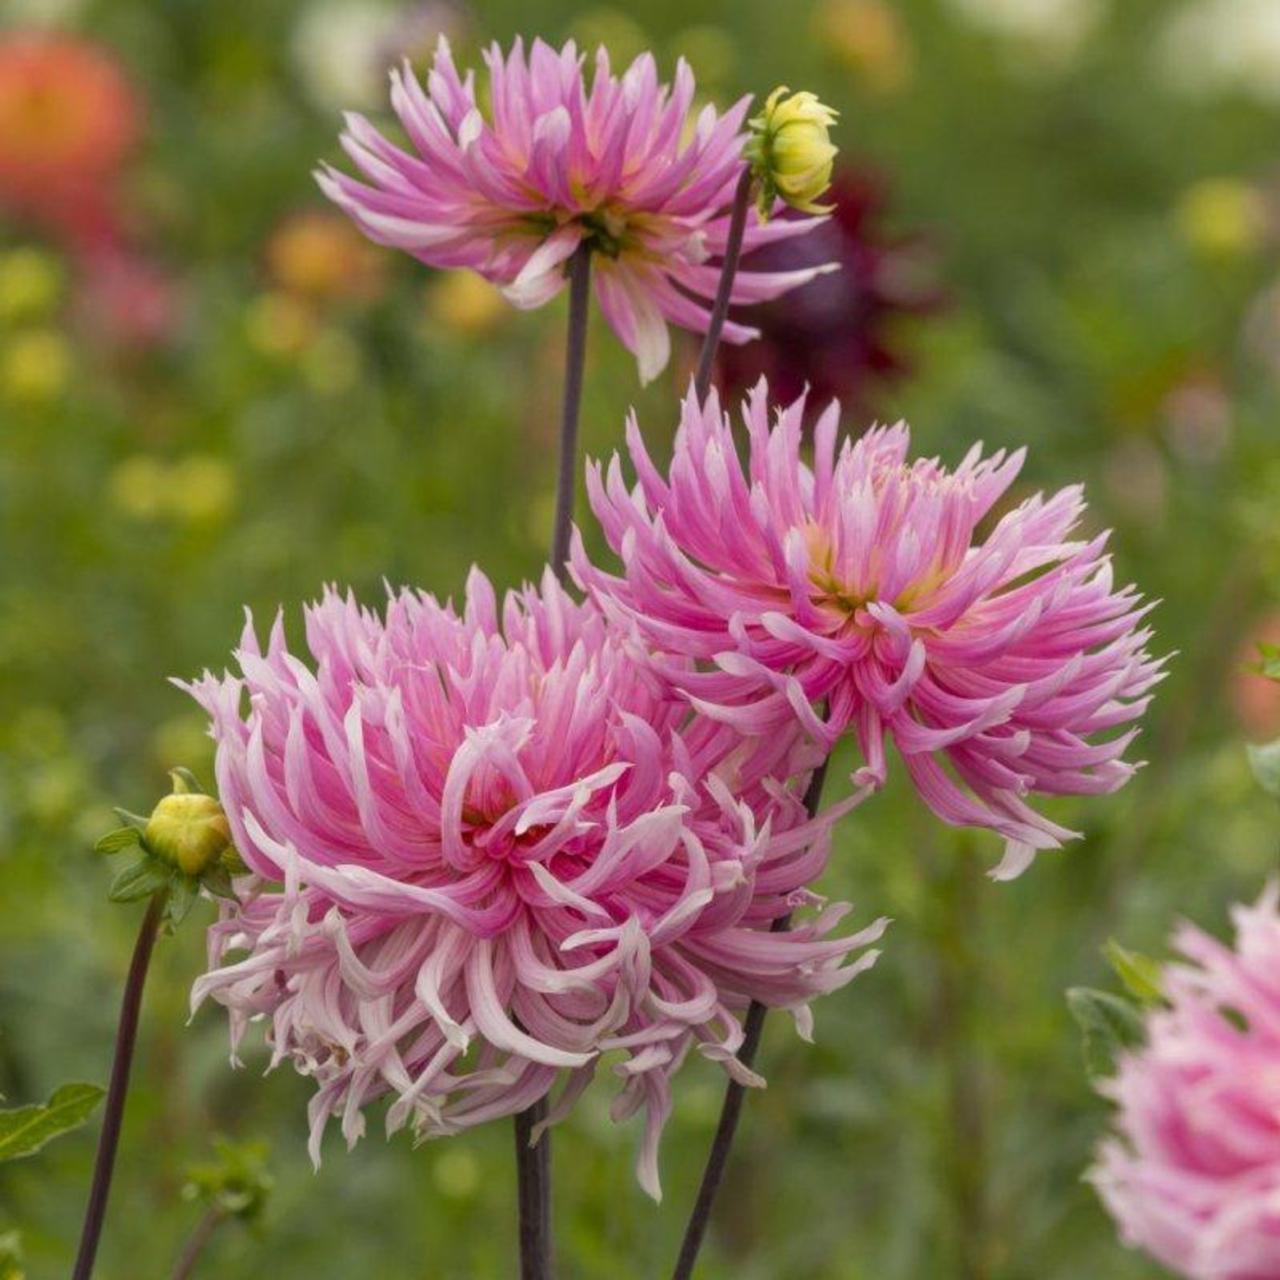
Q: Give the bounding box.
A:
[2,0,1279,1276]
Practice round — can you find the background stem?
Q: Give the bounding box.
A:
[72,889,168,1280]
[693,168,753,401]
[170,1207,226,1280]
[670,761,829,1280]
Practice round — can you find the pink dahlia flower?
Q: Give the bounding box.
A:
[573,383,1163,879]
[316,36,832,383]
[1094,885,1280,1279]
[184,570,884,1196]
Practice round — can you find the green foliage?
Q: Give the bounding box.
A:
[0,1084,104,1163]
[1248,738,1280,799]
[0,1230,23,1280]
[1103,940,1165,1005]
[1066,989,1146,1080]
[183,1138,274,1224]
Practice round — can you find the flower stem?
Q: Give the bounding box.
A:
[72,889,169,1280]
[549,243,593,584]
[514,1099,554,1280]
[670,760,829,1280]
[170,1207,226,1280]
[693,167,754,402]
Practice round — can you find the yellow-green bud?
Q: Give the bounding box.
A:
[143,777,232,877]
[745,87,839,219]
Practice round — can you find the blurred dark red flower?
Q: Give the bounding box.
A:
[0,32,140,250]
[716,168,942,417]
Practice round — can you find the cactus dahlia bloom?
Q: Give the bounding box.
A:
[184,571,884,1196]
[316,36,832,383]
[1093,885,1280,1280]
[573,383,1163,879]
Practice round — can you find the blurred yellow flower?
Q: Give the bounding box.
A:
[432,1147,480,1200]
[0,246,65,324]
[244,291,317,358]
[0,327,70,403]
[1176,178,1268,257]
[109,454,235,524]
[812,0,914,93]
[266,209,385,303]
[425,271,508,336]
[168,454,236,524]
[108,454,169,520]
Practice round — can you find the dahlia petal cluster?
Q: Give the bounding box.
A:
[574,382,1163,877]
[185,570,884,1195]
[1094,884,1280,1280]
[317,36,832,382]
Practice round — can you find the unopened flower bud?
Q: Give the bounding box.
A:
[143,773,231,877]
[745,87,839,218]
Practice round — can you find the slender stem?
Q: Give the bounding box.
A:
[693,168,754,401]
[510,243,591,1280]
[670,760,829,1280]
[514,1098,554,1280]
[72,890,168,1280]
[170,1207,226,1280]
[549,244,593,584]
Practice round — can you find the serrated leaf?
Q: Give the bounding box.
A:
[94,827,141,856]
[1247,738,1280,798]
[0,1083,104,1162]
[1104,940,1165,1004]
[1067,987,1146,1078]
[108,858,172,903]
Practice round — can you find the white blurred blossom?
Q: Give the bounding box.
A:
[946,0,1104,61]
[1161,0,1280,104]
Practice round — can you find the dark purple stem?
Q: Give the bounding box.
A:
[670,761,829,1280]
[693,167,754,401]
[72,890,168,1280]
[514,1099,554,1280]
[549,243,593,584]
[170,1207,226,1280]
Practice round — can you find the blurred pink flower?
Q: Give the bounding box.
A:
[185,571,884,1195]
[1094,884,1280,1280]
[317,36,831,382]
[574,383,1163,878]
[76,250,181,353]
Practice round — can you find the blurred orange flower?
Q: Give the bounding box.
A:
[265,209,386,304]
[0,32,140,248]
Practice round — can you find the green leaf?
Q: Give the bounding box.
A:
[1247,738,1280,798]
[1066,987,1146,1079]
[0,1083,105,1162]
[94,826,141,856]
[107,857,172,903]
[1104,940,1165,1004]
